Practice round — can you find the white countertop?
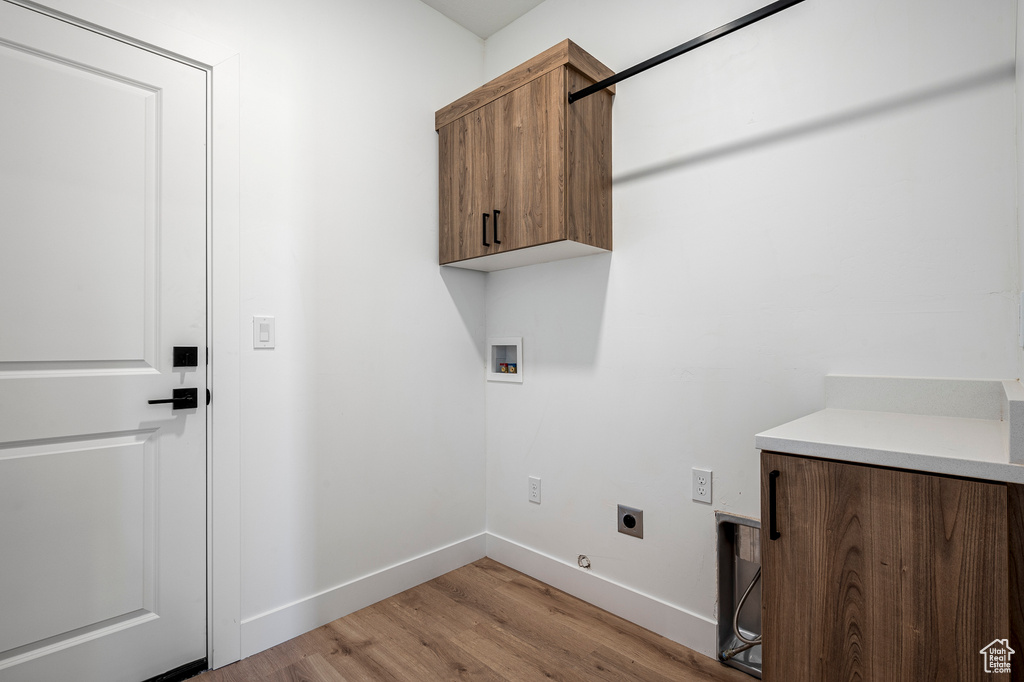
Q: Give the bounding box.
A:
[755,376,1024,484]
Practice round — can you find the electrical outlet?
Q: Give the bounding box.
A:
[1019,292,1024,348]
[692,468,712,504]
[528,476,541,504]
[617,504,643,539]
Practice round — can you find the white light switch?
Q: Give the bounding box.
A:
[253,316,275,349]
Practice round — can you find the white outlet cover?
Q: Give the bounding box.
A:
[692,467,712,504]
[1019,292,1024,348]
[528,476,541,504]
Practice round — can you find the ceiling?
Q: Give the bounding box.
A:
[418,0,546,39]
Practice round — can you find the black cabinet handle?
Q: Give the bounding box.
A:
[493,209,501,244]
[768,469,780,540]
[482,213,490,247]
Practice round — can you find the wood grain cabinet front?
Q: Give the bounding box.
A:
[760,451,1024,682]
[436,40,613,271]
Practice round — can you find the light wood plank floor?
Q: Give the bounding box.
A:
[196,558,751,682]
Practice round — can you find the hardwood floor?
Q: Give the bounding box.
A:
[196,558,751,682]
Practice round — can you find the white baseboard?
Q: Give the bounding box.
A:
[239,533,487,658]
[485,533,717,658]
[238,532,717,662]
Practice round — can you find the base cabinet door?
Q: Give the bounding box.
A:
[761,451,1010,681]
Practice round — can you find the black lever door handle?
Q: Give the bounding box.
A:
[148,387,198,410]
[493,209,501,244]
[768,469,780,540]
[482,213,490,247]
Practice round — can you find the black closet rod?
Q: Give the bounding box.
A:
[568,0,806,104]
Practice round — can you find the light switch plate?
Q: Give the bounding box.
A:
[253,316,275,349]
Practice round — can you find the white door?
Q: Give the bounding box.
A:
[0,2,208,681]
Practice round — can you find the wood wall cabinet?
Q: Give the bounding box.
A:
[435,40,614,271]
[761,451,1024,681]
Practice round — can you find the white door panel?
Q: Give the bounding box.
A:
[0,435,150,654]
[0,2,207,680]
[0,38,153,364]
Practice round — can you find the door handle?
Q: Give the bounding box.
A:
[493,209,501,244]
[148,388,198,410]
[768,469,780,540]
[482,213,490,247]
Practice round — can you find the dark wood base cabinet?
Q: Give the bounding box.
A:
[761,451,1024,681]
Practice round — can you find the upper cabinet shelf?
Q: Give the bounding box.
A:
[435,40,614,272]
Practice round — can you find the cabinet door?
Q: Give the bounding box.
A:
[439,105,495,264]
[761,452,1008,682]
[492,68,565,253]
[439,69,566,264]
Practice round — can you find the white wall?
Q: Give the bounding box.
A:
[1019,0,1024,370]
[483,0,1020,647]
[74,0,489,651]
[28,0,1021,665]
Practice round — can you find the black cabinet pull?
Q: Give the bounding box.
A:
[493,209,501,244]
[482,213,490,247]
[768,469,780,540]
